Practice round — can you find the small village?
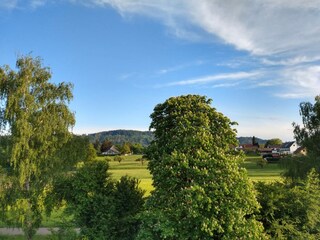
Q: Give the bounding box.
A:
[237,137,307,162]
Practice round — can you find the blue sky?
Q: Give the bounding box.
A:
[1,0,320,141]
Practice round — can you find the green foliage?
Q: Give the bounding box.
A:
[54,160,144,240]
[121,142,131,154]
[265,138,282,147]
[114,156,123,163]
[54,135,96,170]
[113,176,145,240]
[283,95,320,180]
[293,95,320,155]
[130,143,145,154]
[48,220,79,240]
[257,158,268,168]
[256,169,320,239]
[100,139,113,153]
[138,95,266,239]
[93,139,101,154]
[0,56,75,239]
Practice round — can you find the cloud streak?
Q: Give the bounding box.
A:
[0,0,18,9]
[158,71,261,87]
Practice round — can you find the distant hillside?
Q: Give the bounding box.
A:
[86,130,267,147]
[237,137,267,145]
[87,130,154,146]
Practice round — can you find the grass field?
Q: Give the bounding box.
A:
[97,155,154,195]
[104,154,284,194]
[242,155,283,182]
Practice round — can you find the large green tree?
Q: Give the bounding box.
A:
[137,95,266,239]
[0,56,75,239]
[282,95,320,179]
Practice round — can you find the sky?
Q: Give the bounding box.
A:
[1,0,319,141]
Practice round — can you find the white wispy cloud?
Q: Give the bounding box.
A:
[30,0,47,8]
[0,0,18,9]
[156,60,205,75]
[261,56,320,66]
[158,71,261,87]
[211,82,241,88]
[276,65,320,98]
[0,0,49,9]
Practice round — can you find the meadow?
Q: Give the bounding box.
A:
[0,154,283,238]
[104,154,283,194]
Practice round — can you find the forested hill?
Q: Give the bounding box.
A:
[86,129,267,147]
[237,137,267,145]
[87,130,154,146]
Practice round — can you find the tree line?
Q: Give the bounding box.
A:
[94,139,145,155]
[0,56,319,239]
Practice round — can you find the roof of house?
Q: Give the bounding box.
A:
[102,145,120,155]
[294,146,306,155]
[266,145,281,149]
[280,141,295,149]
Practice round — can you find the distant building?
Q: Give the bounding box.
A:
[258,148,273,155]
[101,145,120,155]
[237,144,259,153]
[293,146,307,156]
[279,141,299,154]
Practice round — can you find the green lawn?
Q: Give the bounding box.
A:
[97,155,154,195]
[242,155,283,182]
[104,154,284,193]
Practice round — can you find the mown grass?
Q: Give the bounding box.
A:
[242,155,283,182]
[104,154,284,193]
[97,155,154,195]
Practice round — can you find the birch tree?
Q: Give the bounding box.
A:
[0,56,75,239]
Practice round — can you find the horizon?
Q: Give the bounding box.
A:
[2,1,319,141]
[78,128,291,142]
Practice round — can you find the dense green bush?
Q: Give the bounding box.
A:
[256,169,320,239]
[52,160,145,240]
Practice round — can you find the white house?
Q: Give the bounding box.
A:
[279,141,299,154]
